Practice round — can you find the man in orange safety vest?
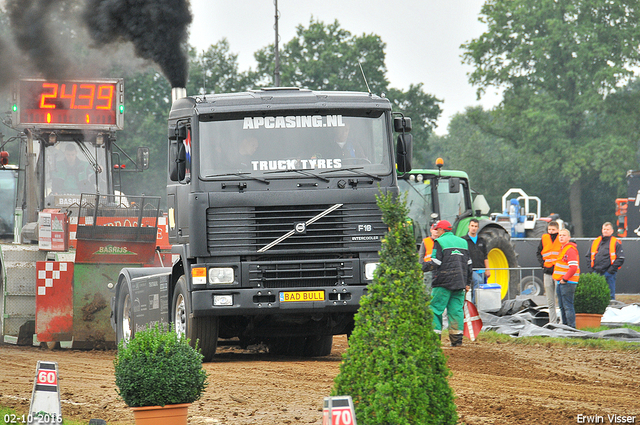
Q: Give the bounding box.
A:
[586,222,624,300]
[536,221,561,324]
[419,224,439,295]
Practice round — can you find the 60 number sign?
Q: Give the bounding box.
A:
[37,369,58,386]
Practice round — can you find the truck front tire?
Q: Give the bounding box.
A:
[173,275,219,361]
[116,283,134,347]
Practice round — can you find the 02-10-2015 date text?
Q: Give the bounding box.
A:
[4,413,63,424]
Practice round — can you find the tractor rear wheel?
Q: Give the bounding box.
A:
[479,226,519,299]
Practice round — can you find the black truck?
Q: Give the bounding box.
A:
[111,87,412,360]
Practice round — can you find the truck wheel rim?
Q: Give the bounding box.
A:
[122,293,132,342]
[487,247,509,299]
[175,294,187,336]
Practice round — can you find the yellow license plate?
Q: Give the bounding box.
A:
[279,290,325,302]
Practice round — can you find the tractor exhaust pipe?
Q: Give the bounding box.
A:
[171,87,187,104]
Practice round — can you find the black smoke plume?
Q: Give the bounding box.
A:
[83,0,192,88]
[6,0,71,81]
[0,37,18,89]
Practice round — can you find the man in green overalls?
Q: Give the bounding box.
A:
[425,220,473,347]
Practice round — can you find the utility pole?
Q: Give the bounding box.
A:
[274,0,281,87]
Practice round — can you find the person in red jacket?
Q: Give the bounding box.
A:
[553,229,580,328]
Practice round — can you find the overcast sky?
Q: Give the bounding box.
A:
[188,0,503,134]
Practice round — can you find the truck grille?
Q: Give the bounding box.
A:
[206,203,384,254]
[247,259,355,288]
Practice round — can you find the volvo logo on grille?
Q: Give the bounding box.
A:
[257,203,343,253]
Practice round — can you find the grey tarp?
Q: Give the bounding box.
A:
[480,306,640,343]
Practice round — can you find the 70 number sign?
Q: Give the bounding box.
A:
[324,408,354,425]
[322,396,357,425]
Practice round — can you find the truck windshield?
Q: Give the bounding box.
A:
[198,113,391,179]
[44,141,107,199]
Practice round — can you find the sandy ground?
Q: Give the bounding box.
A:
[1,330,639,425]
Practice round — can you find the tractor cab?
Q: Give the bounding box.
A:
[41,136,110,209]
[400,169,472,243]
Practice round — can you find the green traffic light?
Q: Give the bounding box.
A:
[119,105,124,113]
[12,104,17,112]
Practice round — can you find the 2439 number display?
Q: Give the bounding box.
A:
[13,78,124,130]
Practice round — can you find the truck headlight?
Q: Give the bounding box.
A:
[213,295,233,306]
[364,262,379,280]
[209,267,235,284]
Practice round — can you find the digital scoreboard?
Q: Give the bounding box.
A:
[12,78,124,130]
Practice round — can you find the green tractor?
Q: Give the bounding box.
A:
[398,160,519,299]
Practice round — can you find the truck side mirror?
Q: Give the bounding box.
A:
[175,126,187,140]
[396,133,413,173]
[137,147,150,170]
[169,140,181,181]
[176,143,187,181]
[449,177,460,193]
[394,117,412,132]
[169,123,188,182]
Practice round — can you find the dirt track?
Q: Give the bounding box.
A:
[1,333,639,425]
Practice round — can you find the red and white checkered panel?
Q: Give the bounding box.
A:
[35,261,74,341]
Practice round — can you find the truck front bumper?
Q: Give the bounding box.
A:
[191,285,367,317]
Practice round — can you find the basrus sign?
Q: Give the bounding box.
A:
[74,216,159,265]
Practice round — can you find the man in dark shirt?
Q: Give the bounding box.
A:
[463,219,490,304]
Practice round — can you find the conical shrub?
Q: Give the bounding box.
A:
[332,191,458,424]
[575,273,610,314]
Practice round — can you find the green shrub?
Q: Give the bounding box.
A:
[575,273,611,315]
[332,191,458,424]
[114,323,208,407]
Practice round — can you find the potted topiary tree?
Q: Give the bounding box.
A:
[113,323,208,425]
[332,191,458,424]
[574,273,611,329]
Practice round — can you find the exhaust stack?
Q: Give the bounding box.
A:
[171,87,187,104]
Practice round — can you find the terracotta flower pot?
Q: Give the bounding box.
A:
[131,403,190,425]
[575,313,602,330]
